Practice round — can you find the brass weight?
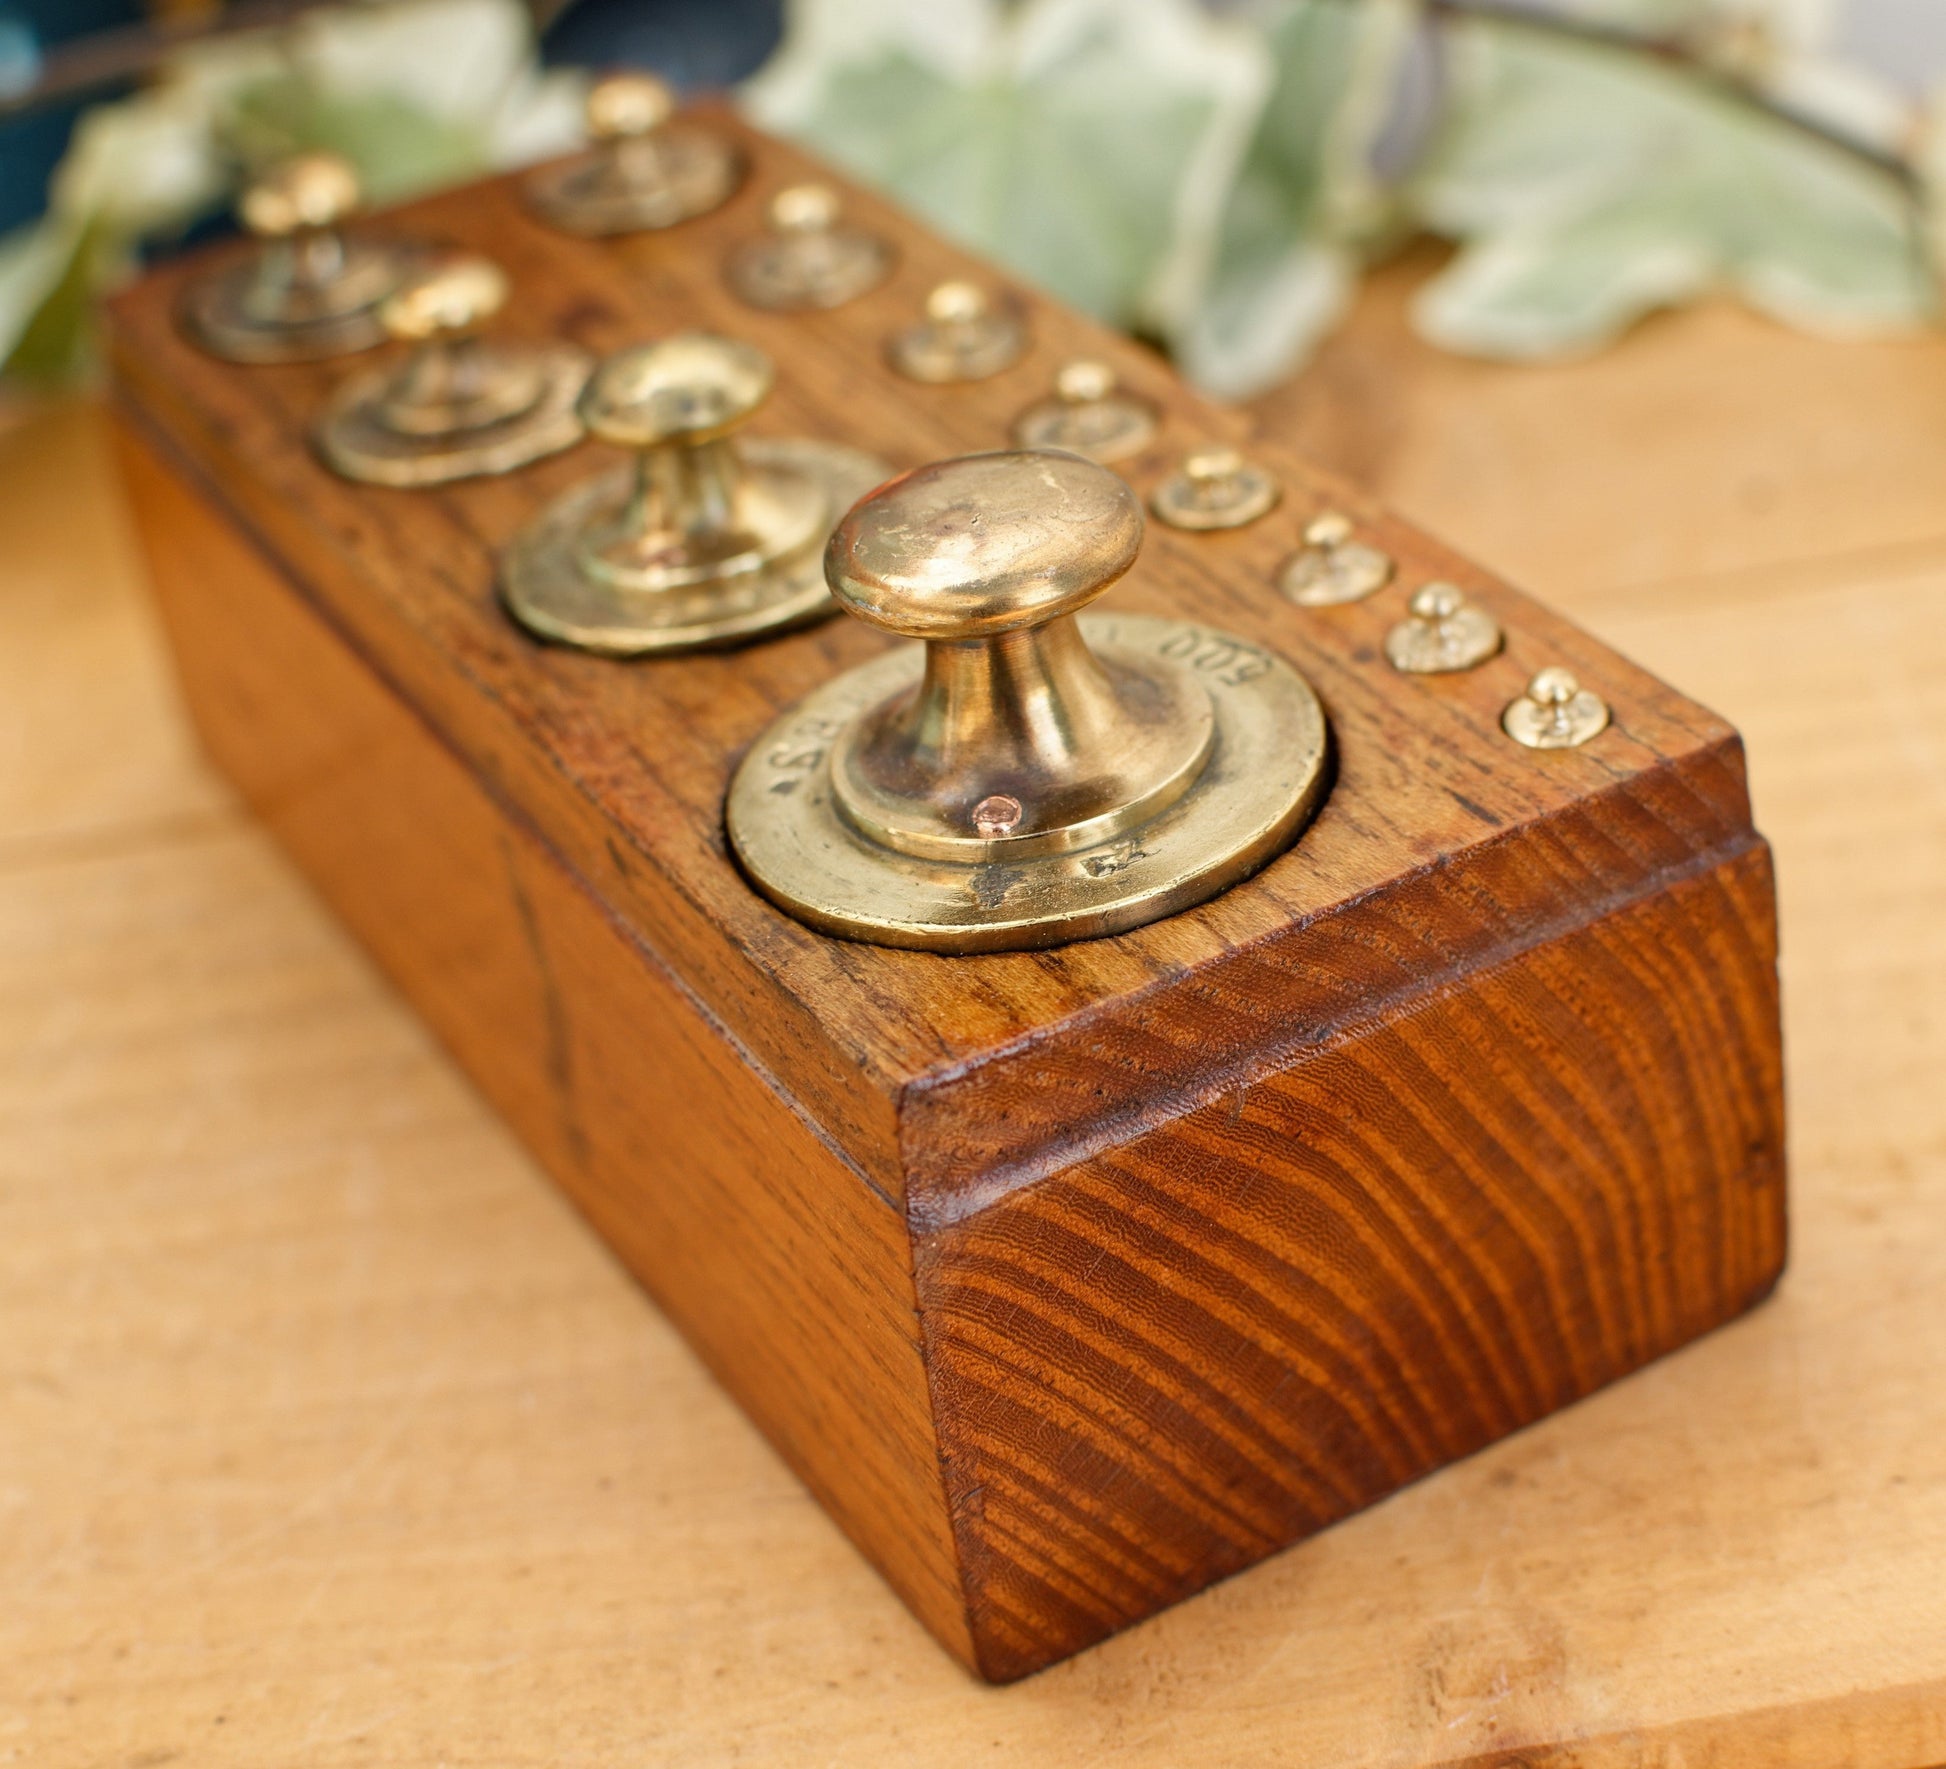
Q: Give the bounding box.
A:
[526,72,745,235]
[499,332,889,655]
[727,450,1330,952]
[180,153,420,363]
[314,255,591,487]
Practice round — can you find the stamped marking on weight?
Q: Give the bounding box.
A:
[1157,625,1274,688]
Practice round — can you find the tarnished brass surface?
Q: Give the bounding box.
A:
[1150,447,1280,531]
[887,281,1027,383]
[1010,359,1160,464]
[315,256,590,487]
[527,73,745,235]
[727,451,1329,951]
[1279,511,1395,607]
[1504,667,1611,749]
[1383,582,1503,674]
[501,332,889,654]
[181,153,417,363]
[726,184,895,312]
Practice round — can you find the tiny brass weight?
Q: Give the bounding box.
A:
[726,183,895,312]
[887,281,1028,383]
[1384,582,1503,674]
[727,450,1330,952]
[1279,511,1395,607]
[526,71,745,235]
[1503,666,1611,749]
[181,152,418,363]
[1150,447,1280,532]
[314,256,591,487]
[1011,359,1160,464]
[500,331,889,654]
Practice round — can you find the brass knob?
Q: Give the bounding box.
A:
[499,333,890,653]
[1011,357,1159,463]
[1503,666,1611,749]
[238,151,360,238]
[726,450,1331,952]
[527,69,743,235]
[1384,581,1503,673]
[182,152,417,363]
[315,255,591,486]
[887,279,1027,383]
[726,182,894,311]
[586,70,675,140]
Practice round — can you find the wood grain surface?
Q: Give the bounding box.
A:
[104,119,1758,1217]
[100,123,1785,1679]
[5,252,1946,1755]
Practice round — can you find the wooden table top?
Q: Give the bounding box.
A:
[6,261,1945,1766]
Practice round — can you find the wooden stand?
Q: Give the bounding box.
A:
[105,118,1785,1682]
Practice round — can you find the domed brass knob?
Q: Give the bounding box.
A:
[726,182,895,312]
[315,254,591,487]
[527,70,744,235]
[586,71,675,140]
[500,332,889,654]
[182,152,417,363]
[1011,357,1160,463]
[727,450,1331,952]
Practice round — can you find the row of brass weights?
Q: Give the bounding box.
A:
[176,74,1612,955]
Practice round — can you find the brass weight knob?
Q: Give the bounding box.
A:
[499,332,888,654]
[527,70,745,235]
[725,183,895,312]
[887,280,1027,383]
[182,152,418,362]
[1011,358,1160,464]
[315,255,591,487]
[727,450,1331,952]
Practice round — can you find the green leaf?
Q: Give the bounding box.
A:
[1412,22,1931,359]
[1174,0,1415,398]
[744,0,1269,335]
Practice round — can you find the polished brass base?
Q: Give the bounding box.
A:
[526,129,746,235]
[728,614,1330,952]
[315,342,591,486]
[180,239,420,363]
[500,438,888,655]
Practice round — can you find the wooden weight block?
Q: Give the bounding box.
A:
[105,111,1786,1683]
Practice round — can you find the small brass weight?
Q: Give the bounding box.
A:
[728,451,1330,952]
[500,332,889,654]
[526,72,745,235]
[181,152,419,363]
[315,256,590,487]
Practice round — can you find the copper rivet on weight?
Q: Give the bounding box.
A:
[1384,582,1503,674]
[1503,667,1611,749]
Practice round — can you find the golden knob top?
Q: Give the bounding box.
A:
[586,71,675,140]
[924,280,988,325]
[826,450,1144,641]
[1054,358,1117,404]
[239,152,361,237]
[768,182,842,234]
[379,256,508,343]
[577,333,774,451]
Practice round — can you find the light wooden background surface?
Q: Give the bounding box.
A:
[6,263,1946,1767]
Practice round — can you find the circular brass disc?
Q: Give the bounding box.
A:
[1504,683,1610,750]
[1280,539,1394,607]
[727,614,1330,952]
[179,240,420,363]
[500,438,889,655]
[315,343,592,487]
[1011,392,1159,464]
[525,130,746,234]
[1151,459,1281,532]
[726,230,895,312]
